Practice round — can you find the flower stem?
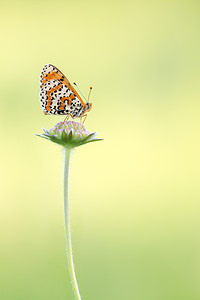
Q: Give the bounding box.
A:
[63,148,81,300]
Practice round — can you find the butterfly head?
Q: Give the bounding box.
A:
[86,102,92,112]
[85,86,92,113]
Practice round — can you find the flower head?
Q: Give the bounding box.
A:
[36,121,102,148]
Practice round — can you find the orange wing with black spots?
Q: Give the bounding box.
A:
[39,64,88,118]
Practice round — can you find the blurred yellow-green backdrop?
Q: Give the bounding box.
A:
[1,0,200,299]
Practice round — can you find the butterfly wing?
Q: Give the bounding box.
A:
[40,64,86,116]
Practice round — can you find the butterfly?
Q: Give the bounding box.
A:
[39,64,92,121]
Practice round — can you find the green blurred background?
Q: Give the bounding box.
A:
[1,0,200,299]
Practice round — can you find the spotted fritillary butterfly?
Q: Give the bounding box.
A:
[40,64,92,119]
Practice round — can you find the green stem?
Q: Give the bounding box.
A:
[63,148,81,300]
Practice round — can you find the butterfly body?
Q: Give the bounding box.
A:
[40,64,92,118]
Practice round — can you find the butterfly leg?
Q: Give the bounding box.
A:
[63,114,70,122]
[63,113,73,123]
[80,114,87,124]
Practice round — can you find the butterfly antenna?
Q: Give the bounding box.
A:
[73,82,87,101]
[88,87,92,101]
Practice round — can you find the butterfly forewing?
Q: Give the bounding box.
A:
[40,64,86,117]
